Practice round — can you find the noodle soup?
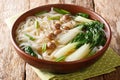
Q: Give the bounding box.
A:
[16,7,106,62]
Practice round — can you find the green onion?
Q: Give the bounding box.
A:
[55,55,66,62]
[35,20,40,29]
[25,34,35,41]
[48,16,60,20]
[60,9,70,14]
[35,11,47,16]
[53,8,70,14]
[42,43,47,53]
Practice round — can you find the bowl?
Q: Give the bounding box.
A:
[11,4,111,73]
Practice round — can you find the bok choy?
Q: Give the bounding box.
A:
[58,26,83,44]
[53,17,106,62]
[24,46,38,57]
[65,44,90,61]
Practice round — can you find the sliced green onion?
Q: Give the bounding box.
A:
[53,8,70,14]
[60,9,70,14]
[55,56,66,62]
[35,11,47,16]
[25,34,35,41]
[48,16,60,20]
[35,20,40,29]
[42,43,47,53]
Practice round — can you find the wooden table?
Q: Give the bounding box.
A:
[0,0,120,80]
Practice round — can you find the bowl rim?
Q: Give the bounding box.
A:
[11,4,112,65]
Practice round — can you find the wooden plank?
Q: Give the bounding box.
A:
[94,0,120,54]
[29,0,48,9]
[29,0,94,10]
[26,64,40,80]
[89,76,104,80]
[64,0,94,10]
[26,0,94,80]
[94,0,120,80]
[103,67,120,80]
[0,0,29,80]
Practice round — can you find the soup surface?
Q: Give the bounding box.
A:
[16,7,106,62]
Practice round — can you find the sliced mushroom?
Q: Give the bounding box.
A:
[54,23,61,30]
[47,33,56,40]
[60,14,72,22]
[47,41,56,49]
[54,29,62,35]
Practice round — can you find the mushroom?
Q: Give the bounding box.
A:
[60,14,72,22]
[54,23,61,30]
[54,29,62,35]
[47,33,56,40]
[47,41,56,49]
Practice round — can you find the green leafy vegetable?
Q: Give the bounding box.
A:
[53,8,70,14]
[42,43,47,53]
[71,20,106,49]
[25,34,35,41]
[24,46,37,57]
[35,11,47,16]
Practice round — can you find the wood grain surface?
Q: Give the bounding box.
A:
[0,0,120,80]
